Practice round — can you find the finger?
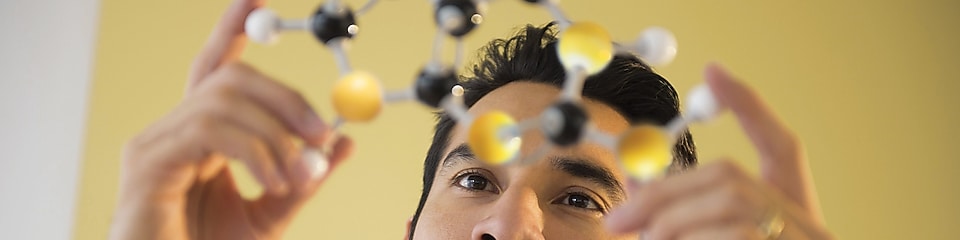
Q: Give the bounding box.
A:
[188,0,266,90]
[199,62,328,144]
[325,134,356,169]
[704,63,820,213]
[645,178,767,240]
[194,120,288,195]
[249,135,355,224]
[291,135,354,193]
[203,91,300,178]
[605,160,749,234]
[676,222,764,240]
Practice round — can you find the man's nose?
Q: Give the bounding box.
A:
[470,187,546,240]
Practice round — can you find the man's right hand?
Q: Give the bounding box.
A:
[109,1,354,239]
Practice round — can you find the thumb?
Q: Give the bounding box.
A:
[703,63,822,216]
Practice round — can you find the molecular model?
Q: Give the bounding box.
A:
[243,0,726,182]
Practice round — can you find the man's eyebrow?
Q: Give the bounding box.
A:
[441,144,476,171]
[552,157,626,203]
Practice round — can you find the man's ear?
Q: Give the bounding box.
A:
[403,216,413,240]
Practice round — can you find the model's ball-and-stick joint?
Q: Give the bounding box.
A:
[618,125,672,180]
[311,4,359,44]
[634,27,678,67]
[540,101,589,147]
[332,71,383,122]
[468,111,522,165]
[557,22,614,75]
[415,68,459,108]
[684,83,722,122]
[243,0,732,183]
[435,0,482,38]
[244,8,283,44]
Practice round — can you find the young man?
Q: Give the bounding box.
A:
[110,0,834,239]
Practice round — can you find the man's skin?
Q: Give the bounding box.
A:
[411,82,635,239]
[110,0,835,239]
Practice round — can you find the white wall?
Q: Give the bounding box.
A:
[0,0,100,239]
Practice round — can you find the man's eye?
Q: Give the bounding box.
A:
[559,193,603,212]
[455,173,499,193]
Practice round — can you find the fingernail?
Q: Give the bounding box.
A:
[302,147,330,179]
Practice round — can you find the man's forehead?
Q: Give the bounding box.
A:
[467,81,561,120]
[464,81,631,136]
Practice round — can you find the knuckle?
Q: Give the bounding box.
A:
[208,62,251,90]
[186,101,228,126]
[706,161,732,181]
[241,137,263,152]
[270,134,295,153]
[182,114,217,141]
[273,84,309,110]
[262,133,290,157]
[192,91,236,120]
[203,90,234,111]
[122,114,178,165]
[247,139,275,163]
[712,160,746,180]
[718,160,738,172]
[231,137,263,162]
[272,136,296,160]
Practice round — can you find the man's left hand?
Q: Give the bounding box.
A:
[604,63,836,240]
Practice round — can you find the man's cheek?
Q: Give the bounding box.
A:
[416,192,479,239]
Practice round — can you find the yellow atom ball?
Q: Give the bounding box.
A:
[558,22,614,75]
[617,125,672,180]
[332,71,383,122]
[468,111,521,165]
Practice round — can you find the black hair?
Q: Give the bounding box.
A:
[408,23,697,238]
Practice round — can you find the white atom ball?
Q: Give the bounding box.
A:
[635,27,678,67]
[302,148,330,179]
[245,8,280,44]
[685,83,723,122]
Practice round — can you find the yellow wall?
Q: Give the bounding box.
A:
[76,0,960,239]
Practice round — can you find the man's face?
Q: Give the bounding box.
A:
[413,82,638,239]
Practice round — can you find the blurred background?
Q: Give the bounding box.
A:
[1,0,957,239]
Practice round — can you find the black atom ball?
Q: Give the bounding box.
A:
[415,68,458,108]
[311,5,357,44]
[541,101,589,146]
[434,0,479,37]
